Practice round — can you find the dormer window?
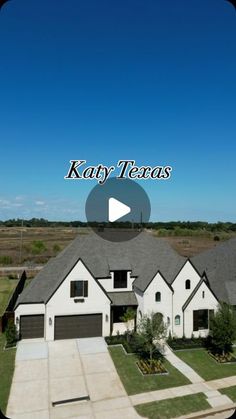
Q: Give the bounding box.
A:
[114,271,127,288]
[155,292,161,302]
[185,279,191,290]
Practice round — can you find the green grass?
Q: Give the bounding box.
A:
[108,346,190,395]
[220,386,236,402]
[176,349,236,381]
[0,277,18,315]
[0,334,16,414]
[135,393,210,419]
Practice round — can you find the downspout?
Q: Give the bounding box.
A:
[171,291,174,336]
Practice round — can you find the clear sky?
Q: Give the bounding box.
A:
[0,0,235,222]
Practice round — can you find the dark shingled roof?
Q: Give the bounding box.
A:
[16,233,236,308]
[108,291,138,306]
[15,231,185,307]
[191,238,236,305]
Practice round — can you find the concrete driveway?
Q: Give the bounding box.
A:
[7,338,140,419]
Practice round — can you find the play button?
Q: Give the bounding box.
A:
[85,178,151,242]
[108,198,131,222]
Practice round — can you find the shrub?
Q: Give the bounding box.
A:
[0,255,13,265]
[167,336,206,350]
[209,302,236,356]
[5,320,18,346]
[30,241,47,255]
[53,244,61,253]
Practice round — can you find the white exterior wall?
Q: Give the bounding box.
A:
[98,271,135,292]
[142,272,173,333]
[45,260,111,340]
[172,261,201,337]
[133,286,144,321]
[15,304,45,335]
[184,281,218,338]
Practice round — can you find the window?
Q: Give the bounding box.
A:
[202,291,205,299]
[193,309,213,331]
[175,315,180,325]
[70,281,88,298]
[185,279,191,290]
[114,271,127,288]
[155,291,161,302]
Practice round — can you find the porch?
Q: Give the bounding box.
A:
[107,291,138,336]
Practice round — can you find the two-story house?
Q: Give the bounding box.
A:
[14,232,236,340]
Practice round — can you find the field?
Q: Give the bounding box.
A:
[0,227,235,267]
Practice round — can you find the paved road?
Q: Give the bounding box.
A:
[0,266,43,272]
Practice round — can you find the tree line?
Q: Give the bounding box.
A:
[1,218,236,232]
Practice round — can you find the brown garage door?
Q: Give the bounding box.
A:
[20,315,44,339]
[54,314,102,340]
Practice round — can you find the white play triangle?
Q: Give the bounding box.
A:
[108,197,131,222]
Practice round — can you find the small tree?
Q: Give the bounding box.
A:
[210,302,236,356]
[120,308,136,341]
[135,312,167,365]
[5,320,18,346]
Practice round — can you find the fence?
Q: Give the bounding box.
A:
[0,271,27,333]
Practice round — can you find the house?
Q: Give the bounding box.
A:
[14,232,236,341]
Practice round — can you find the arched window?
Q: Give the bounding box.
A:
[155,292,161,302]
[167,316,170,326]
[175,315,180,326]
[185,279,191,290]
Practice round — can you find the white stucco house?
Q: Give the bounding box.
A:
[14,231,236,341]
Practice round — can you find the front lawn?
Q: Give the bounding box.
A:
[108,346,190,395]
[135,393,210,419]
[0,334,16,414]
[0,278,18,316]
[220,386,236,402]
[176,349,236,381]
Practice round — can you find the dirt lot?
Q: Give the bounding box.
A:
[0,227,234,266]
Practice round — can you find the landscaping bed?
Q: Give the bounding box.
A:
[136,359,168,375]
[209,351,236,364]
[105,334,135,353]
[167,336,206,350]
[135,392,210,419]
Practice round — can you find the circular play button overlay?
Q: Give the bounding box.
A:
[85,178,151,242]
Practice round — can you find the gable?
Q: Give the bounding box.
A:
[47,259,111,306]
[183,279,218,311]
[172,260,201,289]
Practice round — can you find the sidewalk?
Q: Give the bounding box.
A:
[130,344,235,410]
[163,344,203,384]
[130,375,236,407]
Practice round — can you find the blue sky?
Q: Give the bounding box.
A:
[0,0,235,221]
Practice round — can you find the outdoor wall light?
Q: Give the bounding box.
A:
[105,314,109,322]
[49,317,52,326]
[16,317,19,325]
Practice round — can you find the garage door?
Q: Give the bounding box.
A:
[20,315,44,339]
[54,314,102,340]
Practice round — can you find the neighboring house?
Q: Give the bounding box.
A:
[14,232,236,341]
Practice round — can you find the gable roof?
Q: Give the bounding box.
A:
[182,276,218,311]
[191,238,236,305]
[15,231,185,306]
